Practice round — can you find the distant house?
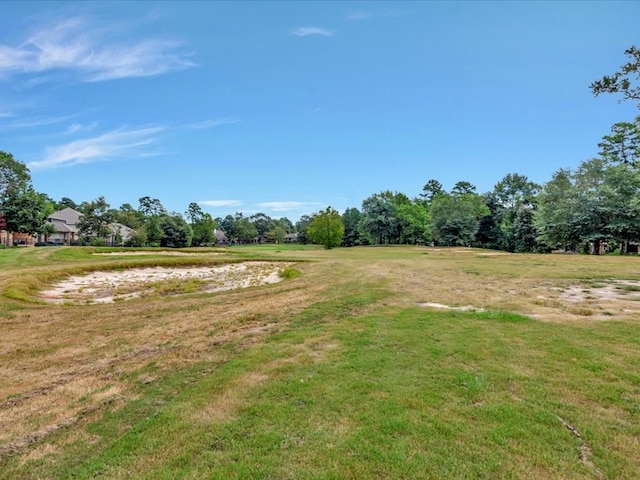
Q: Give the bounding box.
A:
[214,229,229,245]
[106,223,136,246]
[40,207,82,245]
[40,208,137,246]
[284,233,299,243]
[0,230,35,247]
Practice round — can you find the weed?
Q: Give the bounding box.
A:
[279,266,300,280]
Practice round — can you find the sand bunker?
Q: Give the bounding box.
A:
[41,262,289,304]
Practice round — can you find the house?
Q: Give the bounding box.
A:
[41,207,82,245]
[214,229,229,245]
[106,223,135,246]
[0,230,35,247]
[284,233,299,243]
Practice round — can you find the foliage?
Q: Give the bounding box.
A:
[186,202,216,246]
[598,117,640,165]
[78,196,113,238]
[396,201,430,244]
[420,179,443,203]
[360,191,401,244]
[159,214,193,248]
[295,215,312,244]
[430,192,489,246]
[307,206,344,249]
[341,207,364,247]
[535,159,640,253]
[488,173,541,252]
[590,45,640,107]
[56,197,78,211]
[0,151,31,204]
[278,265,300,279]
[2,187,53,235]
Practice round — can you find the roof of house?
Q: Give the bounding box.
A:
[214,229,228,240]
[108,223,135,239]
[49,207,83,226]
[49,218,78,234]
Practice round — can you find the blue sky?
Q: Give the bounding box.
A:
[1,1,638,221]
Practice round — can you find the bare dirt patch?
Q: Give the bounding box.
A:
[416,302,485,312]
[40,262,288,304]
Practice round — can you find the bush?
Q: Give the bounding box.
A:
[279,266,300,279]
[90,237,107,247]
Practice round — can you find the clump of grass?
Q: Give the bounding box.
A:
[279,266,300,280]
[456,372,487,400]
[617,284,640,292]
[147,278,205,296]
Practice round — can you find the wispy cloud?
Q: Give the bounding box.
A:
[186,118,241,130]
[198,200,243,208]
[290,27,334,37]
[257,201,322,212]
[28,126,165,170]
[65,122,97,134]
[0,16,195,83]
[8,114,76,129]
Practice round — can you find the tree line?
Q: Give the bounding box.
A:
[1,46,638,252]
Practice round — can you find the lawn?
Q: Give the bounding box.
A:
[1,245,639,479]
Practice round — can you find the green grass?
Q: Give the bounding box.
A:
[7,306,640,478]
[1,246,640,478]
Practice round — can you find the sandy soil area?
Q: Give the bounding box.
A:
[41,262,288,304]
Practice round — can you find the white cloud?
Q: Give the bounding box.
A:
[198,200,243,208]
[186,118,241,130]
[290,27,334,37]
[65,122,97,134]
[257,201,322,212]
[0,16,195,83]
[9,114,75,128]
[28,126,165,170]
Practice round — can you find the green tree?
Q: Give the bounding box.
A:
[535,168,582,251]
[307,207,344,249]
[250,213,275,242]
[295,215,313,244]
[451,181,476,196]
[2,187,53,236]
[138,196,166,217]
[430,192,488,246]
[56,197,78,211]
[138,197,166,246]
[590,45,640,107]
[78,196,113,239]
[420,179,444,203]
[159,214,193,248]
[361,191,400,244]
[185,202,216,246]
[192,213,216,246]
[230,213,257,244]
[598,118,640,165]
[113,203,143,229]
[266,225,286,244]
[0,151,31,205]
[491,173,541,251]
[396,201,430,244]
[341,207,364,247]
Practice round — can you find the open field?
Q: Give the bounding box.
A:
[1,245,639,478]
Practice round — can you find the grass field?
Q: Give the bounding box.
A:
[1,245,639,479]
